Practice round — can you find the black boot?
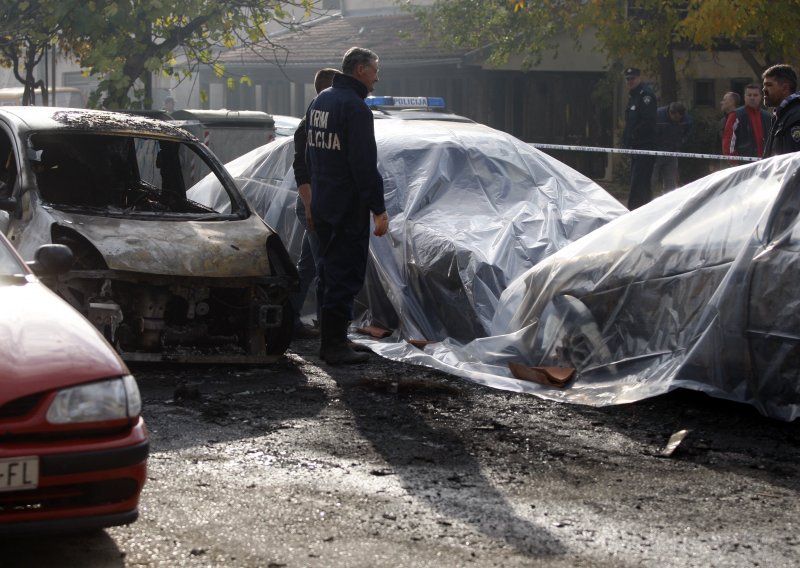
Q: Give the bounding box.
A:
[320,309,369,365]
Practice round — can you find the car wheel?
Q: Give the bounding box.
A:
[539,294,613,369]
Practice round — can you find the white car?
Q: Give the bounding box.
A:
[272,114,302,137]
[0,107,297,363]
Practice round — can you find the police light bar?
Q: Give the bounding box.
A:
[366,96,447,109]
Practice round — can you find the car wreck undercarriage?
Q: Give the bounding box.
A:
[52,268,294,363]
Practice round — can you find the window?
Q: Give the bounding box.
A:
[693,80,714,107]
[29,132,230,215]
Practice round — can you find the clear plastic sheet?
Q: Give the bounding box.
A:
[189,119,627,342]
[189,121,800,420]
[362,155,800,421]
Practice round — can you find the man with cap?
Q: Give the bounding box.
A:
[622,67,658,209]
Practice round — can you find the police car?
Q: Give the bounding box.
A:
[365,96,474,123]
[273,114,302,137]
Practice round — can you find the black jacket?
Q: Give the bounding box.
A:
[293,116,310,187]
[654,105,692,152]
[764,93,800,157]
[623,84,657,150]
[730,105,771,157]
[305,73,385,226]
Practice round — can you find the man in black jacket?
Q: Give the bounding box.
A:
[762,64,800,157]
[306,47,389,365]
[290,67,338,339]
[652,101,691,194]
[622,67,658,209]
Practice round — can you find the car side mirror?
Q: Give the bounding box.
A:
[28,243,74,276]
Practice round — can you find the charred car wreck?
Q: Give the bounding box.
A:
[0,107,297,363]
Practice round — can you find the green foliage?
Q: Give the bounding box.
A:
[414,1,690,74]
[680,1,800,73]
[415,1,798,100]
[0,0,74,104]
[0,0,313,109]
[412,0,574,70]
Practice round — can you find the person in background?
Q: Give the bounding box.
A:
[621,67,657,209]
[162,96,175,114]
[762,64,800,157]
[306,47,389,365]
[290,67,339,340]
[651,101,692,195]
[717,91,740,152]
[722,83,770,159]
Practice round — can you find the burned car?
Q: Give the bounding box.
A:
[189,118,627,343]
[0,107,297,363]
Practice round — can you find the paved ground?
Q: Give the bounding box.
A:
[6,338,800,567]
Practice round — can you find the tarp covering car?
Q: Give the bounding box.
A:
[189,118,627,343]
[359,154,800,421]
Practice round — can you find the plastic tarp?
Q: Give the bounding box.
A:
[188,118,627,343]
[364,154,800,421]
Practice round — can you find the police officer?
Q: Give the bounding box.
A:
[622,67,658,209]
[306,47,389,365]
[291,67,339,340]
[762,64,800,157]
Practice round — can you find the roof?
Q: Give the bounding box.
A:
[0,106,191,139]
[215,14,470,68]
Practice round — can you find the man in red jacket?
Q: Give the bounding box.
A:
[722,83,770,159]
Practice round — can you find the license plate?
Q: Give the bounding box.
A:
[0,456,39,491]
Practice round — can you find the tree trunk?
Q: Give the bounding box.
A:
[22,42,37,105]
[739,45,766,80]
[656,46,678,105]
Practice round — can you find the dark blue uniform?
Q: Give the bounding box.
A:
[764,92,800,157]
[623,83,657,209]
[306,73,385,319]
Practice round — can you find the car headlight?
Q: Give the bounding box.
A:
[46,375,142,424]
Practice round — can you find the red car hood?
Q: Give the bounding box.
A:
[0,279,128,403]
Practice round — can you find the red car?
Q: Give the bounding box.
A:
[0,235,148,534]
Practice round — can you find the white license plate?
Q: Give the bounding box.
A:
[0,456,39,491]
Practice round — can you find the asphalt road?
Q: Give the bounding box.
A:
[5,338,800,567]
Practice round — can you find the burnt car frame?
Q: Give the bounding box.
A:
[0,107,297,363]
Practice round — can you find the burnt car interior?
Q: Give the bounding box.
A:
[29,132,233,215]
